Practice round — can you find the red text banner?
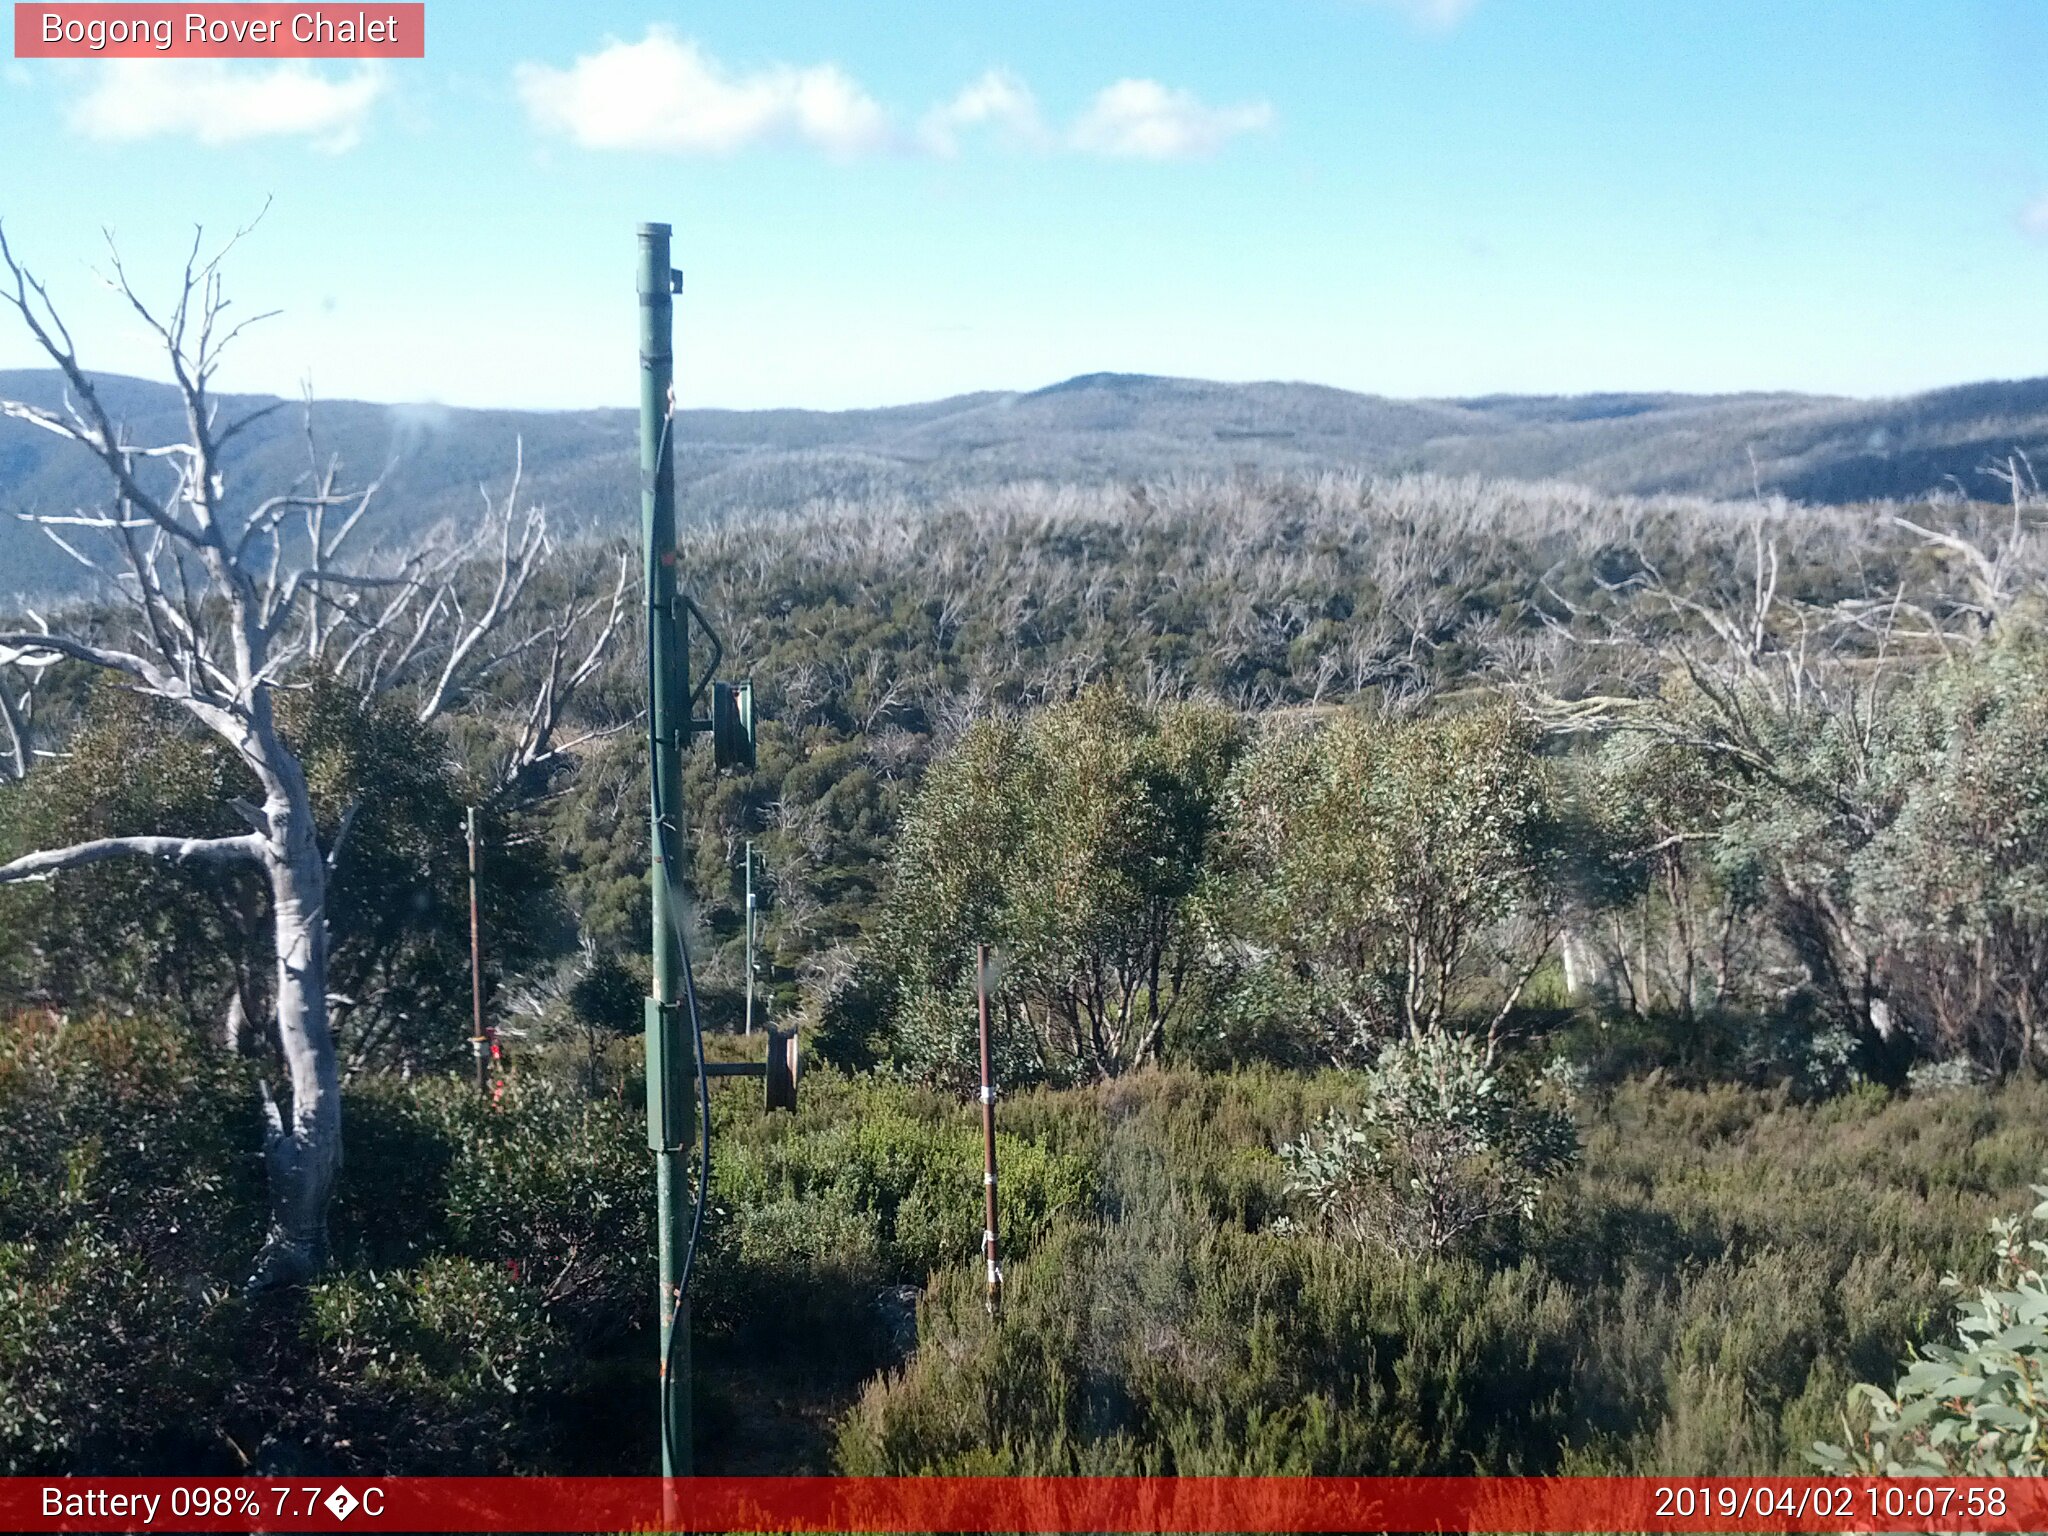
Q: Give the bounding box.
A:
[2,1476,2045,1533]
[14,5,424,58]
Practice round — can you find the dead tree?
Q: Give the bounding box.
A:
[0,220,622,1288]
[0,610,54,780]
[1528,518,1912,1049]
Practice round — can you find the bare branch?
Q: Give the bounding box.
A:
[416,441,549,722]
[0,831,265,884]
[494,549,631,793]
[0,628,175,693]
[1891,514,2025,626]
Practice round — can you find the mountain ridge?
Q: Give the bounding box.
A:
[3,367,2044,601]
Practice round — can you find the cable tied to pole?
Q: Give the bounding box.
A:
[654,846,710,1479]
[645,426,712,1473]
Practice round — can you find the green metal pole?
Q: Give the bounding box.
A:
[638,221,693,1479]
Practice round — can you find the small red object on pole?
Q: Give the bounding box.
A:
[977,943,1002,1318]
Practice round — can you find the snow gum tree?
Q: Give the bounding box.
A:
[0,220,623,1288]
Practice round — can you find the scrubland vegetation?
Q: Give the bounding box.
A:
[13,368,2048,605]
[6,464,2048,1475]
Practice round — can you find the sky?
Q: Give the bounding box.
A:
[2,1,2048,411]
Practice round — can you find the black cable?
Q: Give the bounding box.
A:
[664,820,714,1297]
[646,568,714,1478]
[656,827,712,1477]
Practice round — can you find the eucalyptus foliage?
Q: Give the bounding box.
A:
[860,686,1242,1086]
[1853,635,2048,1073]
[0,678,564,1072]
[1280,1030,1578,1258]
[1814,1177,2048,1475]
[1206,707,1559,1064]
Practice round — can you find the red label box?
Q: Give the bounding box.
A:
[14,4,424,58]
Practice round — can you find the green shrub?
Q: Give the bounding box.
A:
[10,1014,2048,1479]
[0,1016,647,1474]
[1814,1176,2048,1475]
[859,688,1242,1086]
[838,1199,1588,1475]
[432,1079,650,1343]
[1853,636,2048,1074]
[0,1231,243,1473]
[703,1070,1094,1337]
[295,1257,573,1473]
[332,1074,650,1344]
[0,1013,256,1473]
[1205,707,1560,1063]
[0,682,568,1067]
[1281,1032,1578,1257]
[838,1067,2048,1478]
[1556,1001,1865,1102]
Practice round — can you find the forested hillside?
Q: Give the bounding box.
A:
[9,367,2048,601]
[6,467,2048,1476]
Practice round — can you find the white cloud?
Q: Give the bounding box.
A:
[918,69,1045,157]
[1068,79,1273,160]
[513,36,1270,165]
[68,59,384,150]
[2022,195,2048,241]
[1367,0,1480,27]
[515,28,889,157]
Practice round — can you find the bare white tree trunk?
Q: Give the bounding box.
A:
[0,216,625,1288]
[250,764,340,1285]
[1560,925,1611,1006]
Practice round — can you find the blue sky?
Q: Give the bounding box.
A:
[2,0,2047,410]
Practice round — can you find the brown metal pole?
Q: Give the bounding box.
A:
[468,805,487,1096]
[977,943,1002,1317]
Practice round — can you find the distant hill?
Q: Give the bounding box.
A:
[4,367,2046,601]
